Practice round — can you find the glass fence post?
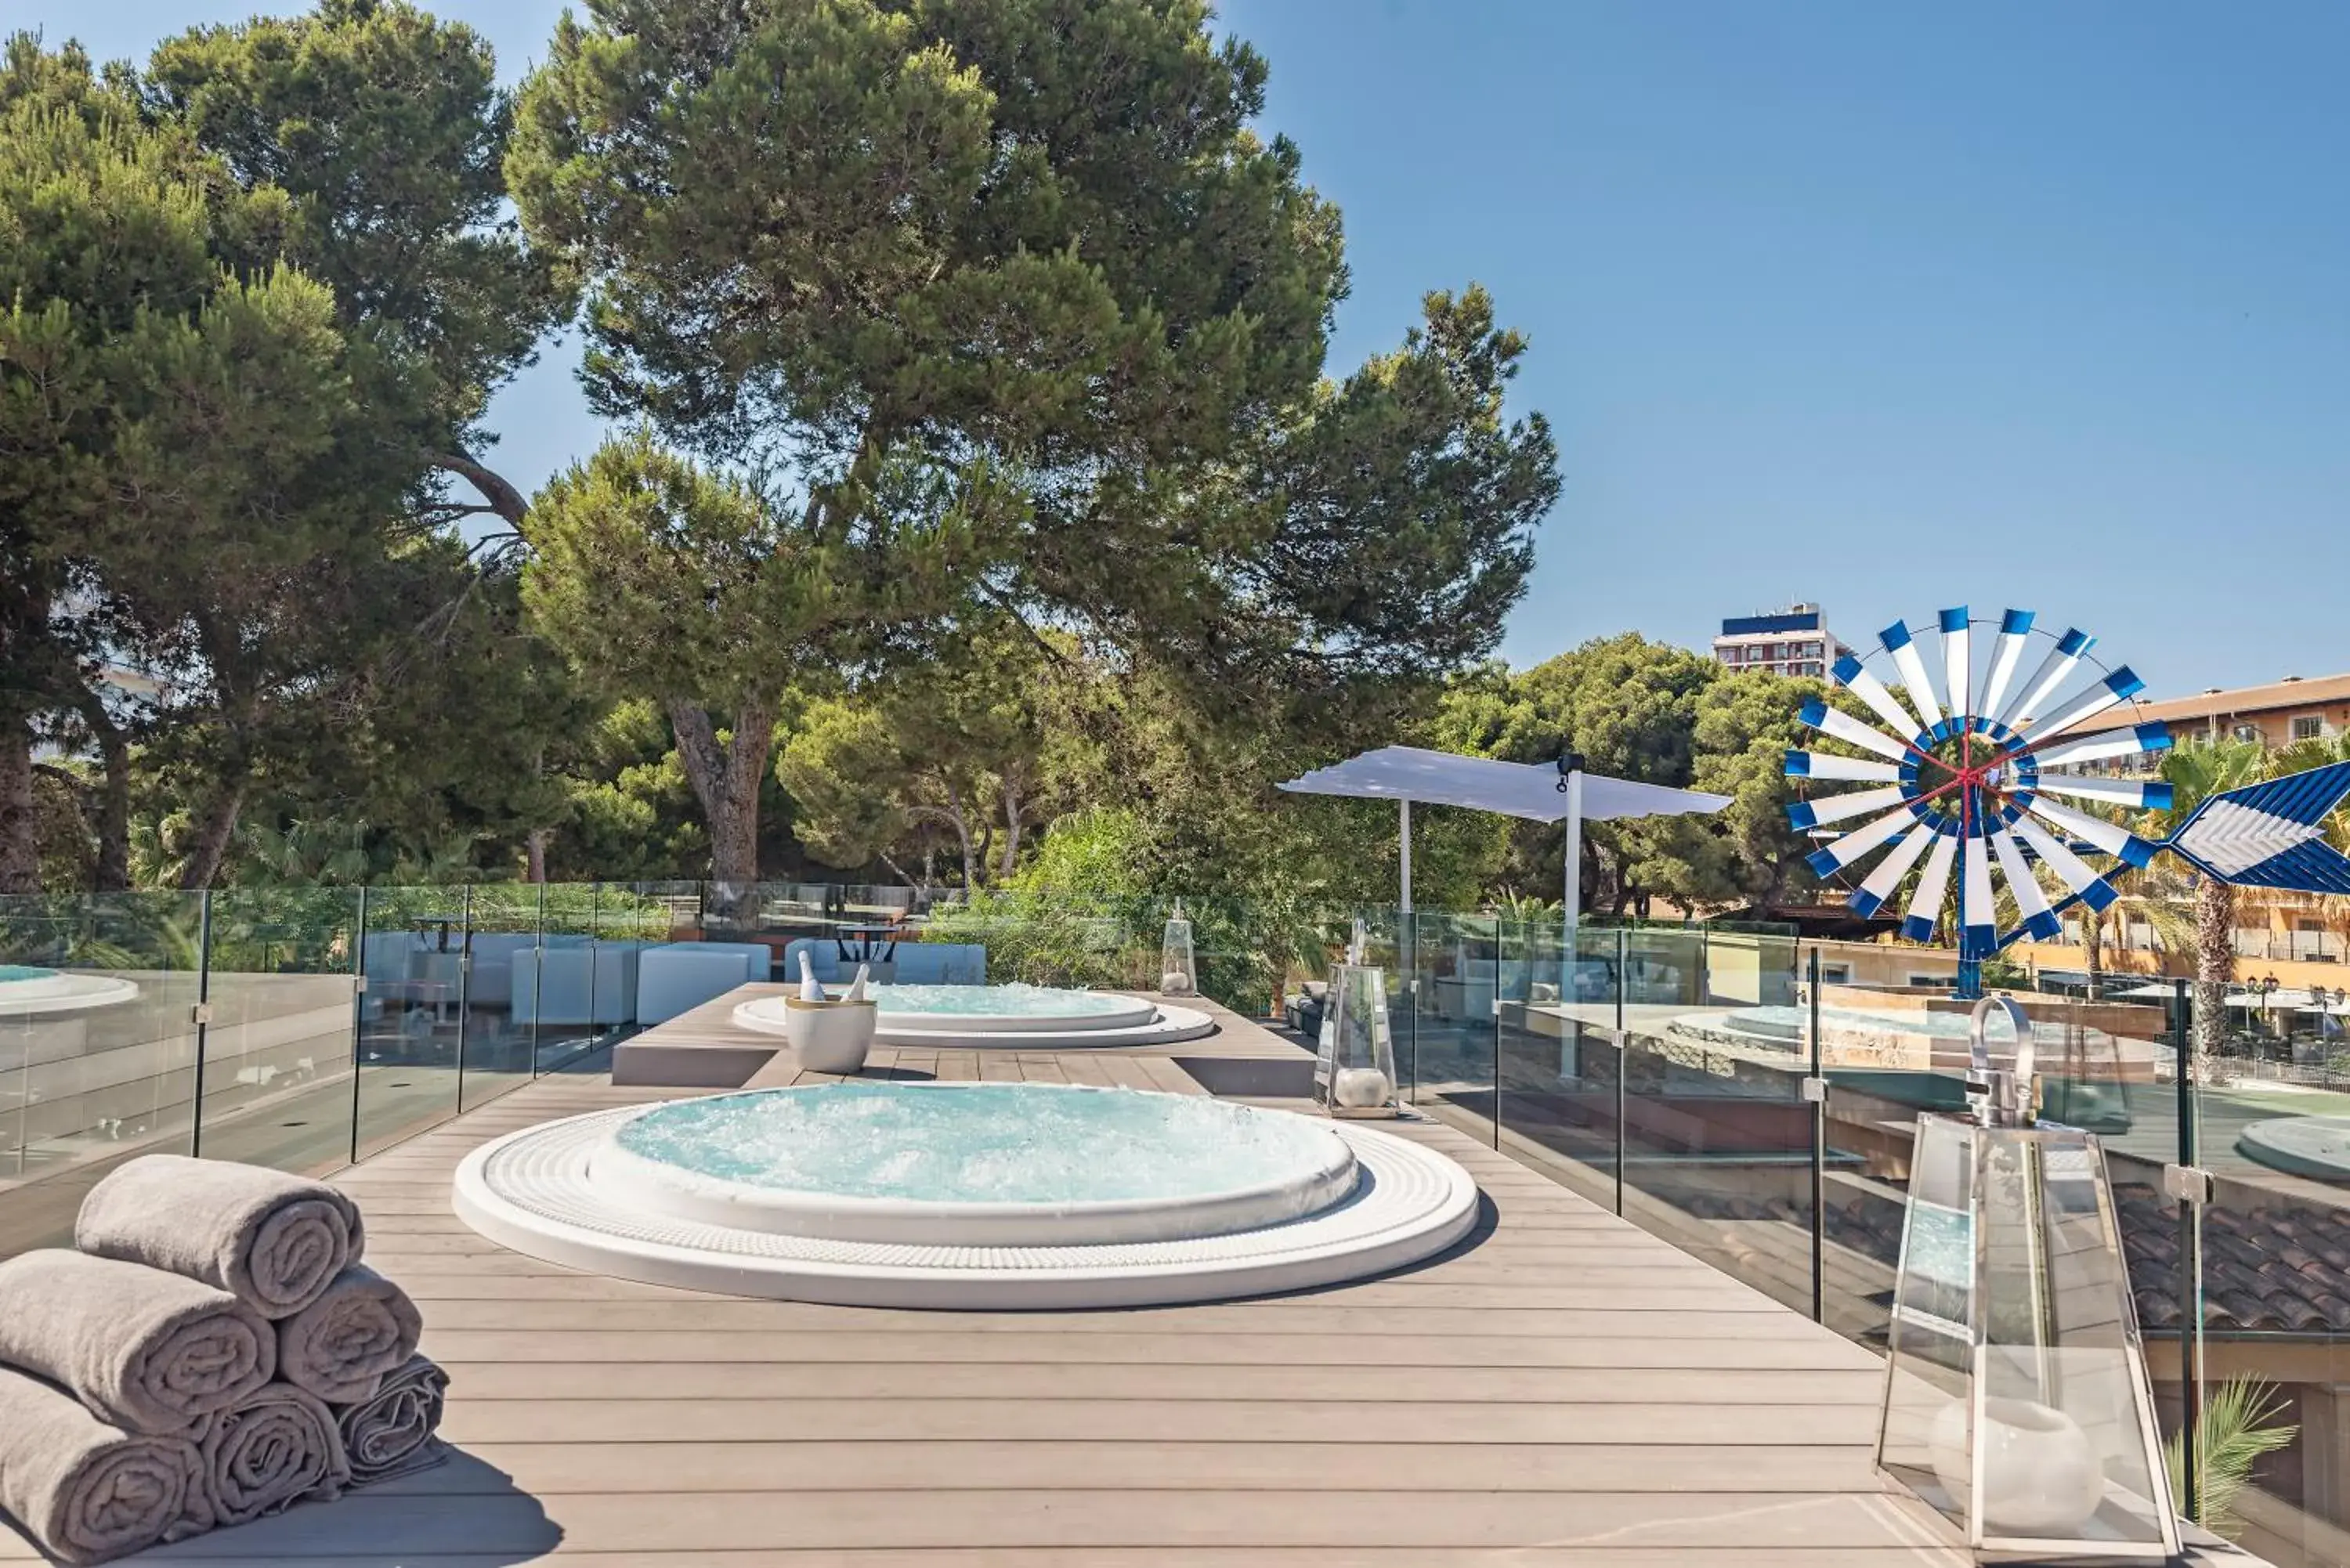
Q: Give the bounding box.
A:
[189,889,214,1159]
[529,880,546,1078]
[454,883,475,1109]
[1491,917,1503,1151]
[348,885,369,1166]
[1614,926,1627,1218]
[2173,974,2203,1525]
[1809,944,1825,1324]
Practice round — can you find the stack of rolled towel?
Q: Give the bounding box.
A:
[0,1156,450,1565]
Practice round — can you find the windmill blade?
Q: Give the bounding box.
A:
[1802,800,1922,877]
[2032,775,2175,812]
[1787,784,1910,833]
[2030,721,2172,769]
[1900,833,1960,943]
[1799,697,1913,764]
[1960,828,1996,958]
[2026,793,2160,869]
[1997,627,2095,728]
[1784,750,1900,784]
[1850,822,1937,918]
[2011,815,2121,912]
[1938,607,1972,718]
[2167,760,2350,894]
[1830,655,1921,740]
[1882,620,1944,726]
[1990,826,2063,941]
[1976,608,2035,721]
[2025,666,2146,746]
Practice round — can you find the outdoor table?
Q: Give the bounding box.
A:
[834,923,900,966]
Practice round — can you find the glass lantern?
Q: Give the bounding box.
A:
[1160,903,1198,998]
[1876,999,2178,1559]
[1313,962,1399,1118]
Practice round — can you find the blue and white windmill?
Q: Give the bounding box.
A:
[1784,607,2350,999]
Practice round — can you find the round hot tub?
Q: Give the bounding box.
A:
[0,965,141,1018]
[862,984,1159,1034]
[733,982,1214,1049]
[591,1082,1358,1245]
[454,1081,1479,1308]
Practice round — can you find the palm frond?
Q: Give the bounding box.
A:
[2165,1375,2298,1540]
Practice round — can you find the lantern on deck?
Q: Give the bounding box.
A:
[1313,962,1399,1118]
[1160,903,1197,998]
[1875,998,2179,1559]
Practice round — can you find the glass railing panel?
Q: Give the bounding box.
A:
[196,887,362,1176]
[1495,917,1620,1210]
[1615,927,1815,1317]
[457,884,539,1110]
[354,887,465,1159]
[2187,974,2350,1558]
[1408,912,1497,1143]
[526,884,637,1072]
[0,890,206,1258]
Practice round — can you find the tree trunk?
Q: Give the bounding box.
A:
[525,828,550,885]
[426,450,530,529]
[997,780,1024,881]
[179,784,247,891]
[0,717,35,894]
[941,783,977,891]
[2193,876,2236,1082]
[77,690,132,892]
[666,699,776,930]
[2083,910,2104,1001]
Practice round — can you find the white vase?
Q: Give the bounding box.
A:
[784,998,876,1075]
[1334,1067,1391,1110]
[1929,1396,2106,1534]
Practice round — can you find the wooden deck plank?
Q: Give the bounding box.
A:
[100,1489,1950,1555]
[436,1396,1879,1447]
[371,1438,1894,1493]
[438,1360,1885,1404]
[66,1020,1963,1567]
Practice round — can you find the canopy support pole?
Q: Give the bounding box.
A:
[1560,764,1583,1078]
[1400,798,1413,913]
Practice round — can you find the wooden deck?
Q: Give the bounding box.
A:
[14,1003,1971,1567]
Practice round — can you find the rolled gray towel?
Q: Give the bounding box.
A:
[77,1154,363,1319]
[191,1382,349,1529]
[276,1265,422,1404]
[335,1355,450,1487]
[0,1251,274,1434]
[0,1366,203,1566]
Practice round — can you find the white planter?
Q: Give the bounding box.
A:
[785,998,876,1075]
[1334,1067,1394,1111]
[1929,1396,2105,1534]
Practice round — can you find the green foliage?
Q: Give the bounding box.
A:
[2167,1375,2297,1541]
[512,0,1336,468]
[1432,635,1785,916]
[0,45,413,888]
[510,0,1552,818]
[1689,670,1830,905]
[777,625,1097,886]
[1009,809,1153,904]
[4,22,584,894]
[144,0,571,453]
[526,434,814,709]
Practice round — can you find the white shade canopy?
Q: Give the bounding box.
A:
[1277,745,1731,823]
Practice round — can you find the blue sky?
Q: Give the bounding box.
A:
[45,1,2350,697]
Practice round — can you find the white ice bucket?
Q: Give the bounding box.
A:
[783,996,877,1075]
